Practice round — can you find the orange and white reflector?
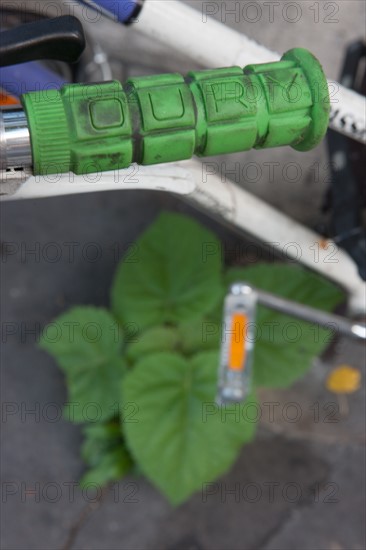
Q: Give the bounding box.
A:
[217,283,257,404]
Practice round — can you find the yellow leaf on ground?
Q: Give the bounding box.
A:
[326,365,361,394]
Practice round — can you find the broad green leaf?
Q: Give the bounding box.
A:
[226,264,345,388]
[111,212,223,329]
[80,422,132,487]
[123,351,257,505]
[126,326,179,363]
[178,317,221,355]
[39,307,125,422]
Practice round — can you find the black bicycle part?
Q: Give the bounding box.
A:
[326,40,366,281]
[0,15,86,67]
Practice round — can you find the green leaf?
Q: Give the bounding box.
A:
[39,307,125,422]
[80,422,132,487]
[79,450,131,488]
[178,317,221,355]
[123,351,257,505]
[126,326,179,363]
[226,264,345,388]
[81,423,121,465]
[111,212,223,329]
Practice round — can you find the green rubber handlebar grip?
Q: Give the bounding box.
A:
[21,48,329,176]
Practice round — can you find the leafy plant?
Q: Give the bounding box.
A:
[39,212,344,504]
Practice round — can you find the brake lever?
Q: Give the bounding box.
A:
[0,15,86,67]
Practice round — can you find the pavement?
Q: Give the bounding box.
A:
[1,1,365,549]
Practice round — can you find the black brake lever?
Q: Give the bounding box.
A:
[0,15,86,67]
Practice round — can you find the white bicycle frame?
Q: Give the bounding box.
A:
[2,0,365,314]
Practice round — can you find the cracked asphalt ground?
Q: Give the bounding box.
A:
[1,1,365,549]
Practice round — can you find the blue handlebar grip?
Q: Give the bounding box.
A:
[91,0,141,23]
